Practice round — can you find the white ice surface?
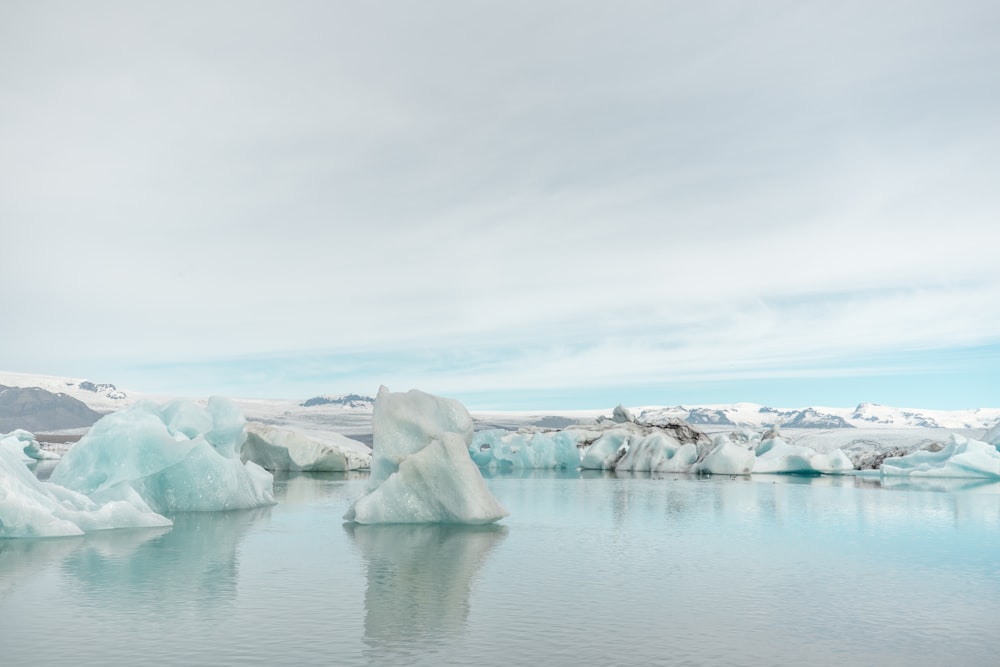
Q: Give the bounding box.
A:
[242,422,371,471]
[880,434,1000,478]
[752,436,853,474]
[983,420,1000,446]
[344,387,507,524]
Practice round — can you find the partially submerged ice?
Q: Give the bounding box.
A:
[50,397,275,513]
[880,434,1000,478]
[344,387,508,524]
[470,429,581,470]
[575,420,851,475]
[242,422,371,472]
[752,435,854,474]
[0,444,170,538]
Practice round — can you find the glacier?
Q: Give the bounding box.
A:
[50,397,275,513]
[242,422,371,472]
[344,387,508,524]
[0,444,171,538]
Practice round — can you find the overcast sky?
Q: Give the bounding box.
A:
[2,1,999,409]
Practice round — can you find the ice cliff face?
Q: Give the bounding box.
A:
[344,387,508,524]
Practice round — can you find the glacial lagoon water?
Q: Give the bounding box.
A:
[2,471,999,667]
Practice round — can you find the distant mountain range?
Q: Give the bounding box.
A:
[637,402,1000,430]
[0,384,104,432]
[300,394,375,409]
[2,370,998,434]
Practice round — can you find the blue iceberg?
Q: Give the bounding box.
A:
[50,397,275,513]
[0,445,170,538]
[470,429,582,470]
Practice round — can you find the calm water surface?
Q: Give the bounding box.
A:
[2,472,999,667]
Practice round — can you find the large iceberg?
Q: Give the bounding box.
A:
[880,434,1000,478]
[344,387,508,524]
[0,445,170,538]
[50,397,275,513]
[242,422,371,472]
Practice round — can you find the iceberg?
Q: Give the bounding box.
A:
[615,432,700,473]
[50,397,276,513]
[242,422,371,471]
[1,430,60,462]
[880,434,1000,478]
[579,429,632,470]
[578,421,714,472]
[692,436,755,475]
[344,387,508,524]
[0,445,171,538]
[752,436,854,474]
[470,429,581,470]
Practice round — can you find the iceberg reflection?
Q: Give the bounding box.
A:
[345,522,507,658]
[60,508,270,610]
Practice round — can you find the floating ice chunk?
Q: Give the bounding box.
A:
[615,433,699,473]
[880,434,1000,478]
[242,422,371,471]
[470,430,581,470]
[344,387,507,524]
[50,397,275,513]
[1,430,60,462]
[752,436,853,474]
[0,445,171,538]
[579,429,632,470]
[692,435,755,475]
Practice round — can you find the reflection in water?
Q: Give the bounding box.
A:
[344,522,507,660]
[272,470,368,504]
[61,507,271,611]
[0,527,169,601]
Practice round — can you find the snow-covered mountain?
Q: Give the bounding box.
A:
[636,402,1000,431]
[3,370,999,434]
[0,371,139,413]
[300,394,375,409]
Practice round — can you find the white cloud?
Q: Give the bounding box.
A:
[2,1,999,403]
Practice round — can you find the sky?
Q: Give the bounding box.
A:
[2,1,999,410]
